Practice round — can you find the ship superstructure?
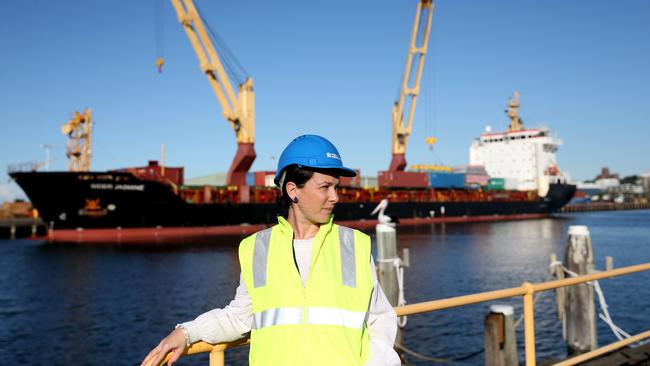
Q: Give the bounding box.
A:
[469,91,569,196]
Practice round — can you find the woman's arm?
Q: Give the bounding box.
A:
[179,274,253,344]
[366,255,401,366]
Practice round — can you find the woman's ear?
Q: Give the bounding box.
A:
[285,181,298,199]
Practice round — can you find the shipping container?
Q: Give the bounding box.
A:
[427,172,465,188]
[246,172,256,186]
[263,174,275,187]
[340,169,361,187]
[487,178,505,190]
[504,178,519,191]
[378,171,428,188]
[250,171,276,187]
[453,165,488,176]
[465,174,489,186]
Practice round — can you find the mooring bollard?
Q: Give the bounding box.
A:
[376,223,398,306]
[564,225,597,354]
[375,222,408,356]
[484,304,518,366]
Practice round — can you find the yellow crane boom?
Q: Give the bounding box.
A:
[389,0,434,172]
[170,0,256,186]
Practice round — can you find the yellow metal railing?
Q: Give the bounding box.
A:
[150,262,650,366]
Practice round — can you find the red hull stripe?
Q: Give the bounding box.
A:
[31,213,549,245]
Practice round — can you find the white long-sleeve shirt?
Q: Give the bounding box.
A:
[181,239,401,366]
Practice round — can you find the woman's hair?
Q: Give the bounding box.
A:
[276,165,314,209]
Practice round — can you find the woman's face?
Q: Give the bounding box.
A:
[293,171,340,224]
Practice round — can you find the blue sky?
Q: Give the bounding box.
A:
[1,0,649,202]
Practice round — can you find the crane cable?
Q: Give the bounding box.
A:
[155,0,165,73]
[195,1,248,86]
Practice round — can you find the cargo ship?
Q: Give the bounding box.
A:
[9,4,574,243]
[9,92,575,244]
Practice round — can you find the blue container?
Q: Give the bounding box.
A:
[428,172,465,188]
[246,172,256,186]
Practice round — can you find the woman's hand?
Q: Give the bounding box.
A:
[140,328,188,366]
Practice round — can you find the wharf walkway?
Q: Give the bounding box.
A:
[561,202,650,213]
[578,342,650,365]
[0,218,46,239]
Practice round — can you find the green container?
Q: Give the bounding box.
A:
[487,178,505,190]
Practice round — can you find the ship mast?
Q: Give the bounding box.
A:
[389,0,435,172]
[506,90,524,132]
[61,108,93,172]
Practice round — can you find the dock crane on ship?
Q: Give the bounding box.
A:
[388,0,435,172]
[61,108,93,172]
[167,0,256,187]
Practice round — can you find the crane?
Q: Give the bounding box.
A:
[169,0,256,186]
[388,0,435,172]
[61,108,93,172]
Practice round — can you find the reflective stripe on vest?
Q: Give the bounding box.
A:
[252,226,357,288]
[253,228,272,288]
[253,307,302,329]
[253,307,366,330]
[338,226,356,287]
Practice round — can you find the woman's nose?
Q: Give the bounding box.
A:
[329,187,339,203]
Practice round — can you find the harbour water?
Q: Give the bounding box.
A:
[1,210,649,365]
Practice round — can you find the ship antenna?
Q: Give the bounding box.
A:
[506,90,524,131]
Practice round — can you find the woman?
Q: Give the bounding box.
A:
[141,135,400,366]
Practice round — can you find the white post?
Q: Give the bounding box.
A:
[564,225,597,354]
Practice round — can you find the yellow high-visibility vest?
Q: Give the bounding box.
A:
[239,216,374,366]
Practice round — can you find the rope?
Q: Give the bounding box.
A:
[394,341,484,363]
[554,263,650,347]
[513,276,552,329]
[378,256,486,363]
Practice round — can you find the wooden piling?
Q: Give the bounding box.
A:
[376,223,398,306]
[484,304,518,366]
[605,256,614,271]
[375,223,404,354]
[564,225,597,354]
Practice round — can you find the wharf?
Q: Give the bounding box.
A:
[539,342,650,365]
[579,342,650,365]
[561,202,650,213]
[0,218,47,240]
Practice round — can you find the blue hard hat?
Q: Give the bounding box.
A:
[274,134,357,186]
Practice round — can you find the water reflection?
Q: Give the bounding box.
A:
[1,211,649,365]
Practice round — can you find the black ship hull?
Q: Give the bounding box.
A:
[10,171,576,234]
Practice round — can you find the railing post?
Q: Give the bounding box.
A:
[522,282,536,366]
[484,304,518,366]
[209,345,226,366]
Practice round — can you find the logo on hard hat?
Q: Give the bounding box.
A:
[326,152,341,160]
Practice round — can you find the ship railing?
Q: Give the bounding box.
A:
[7,162,40,174]
[147,262,650,366]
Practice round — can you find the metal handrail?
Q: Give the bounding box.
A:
[152,262,650,366]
